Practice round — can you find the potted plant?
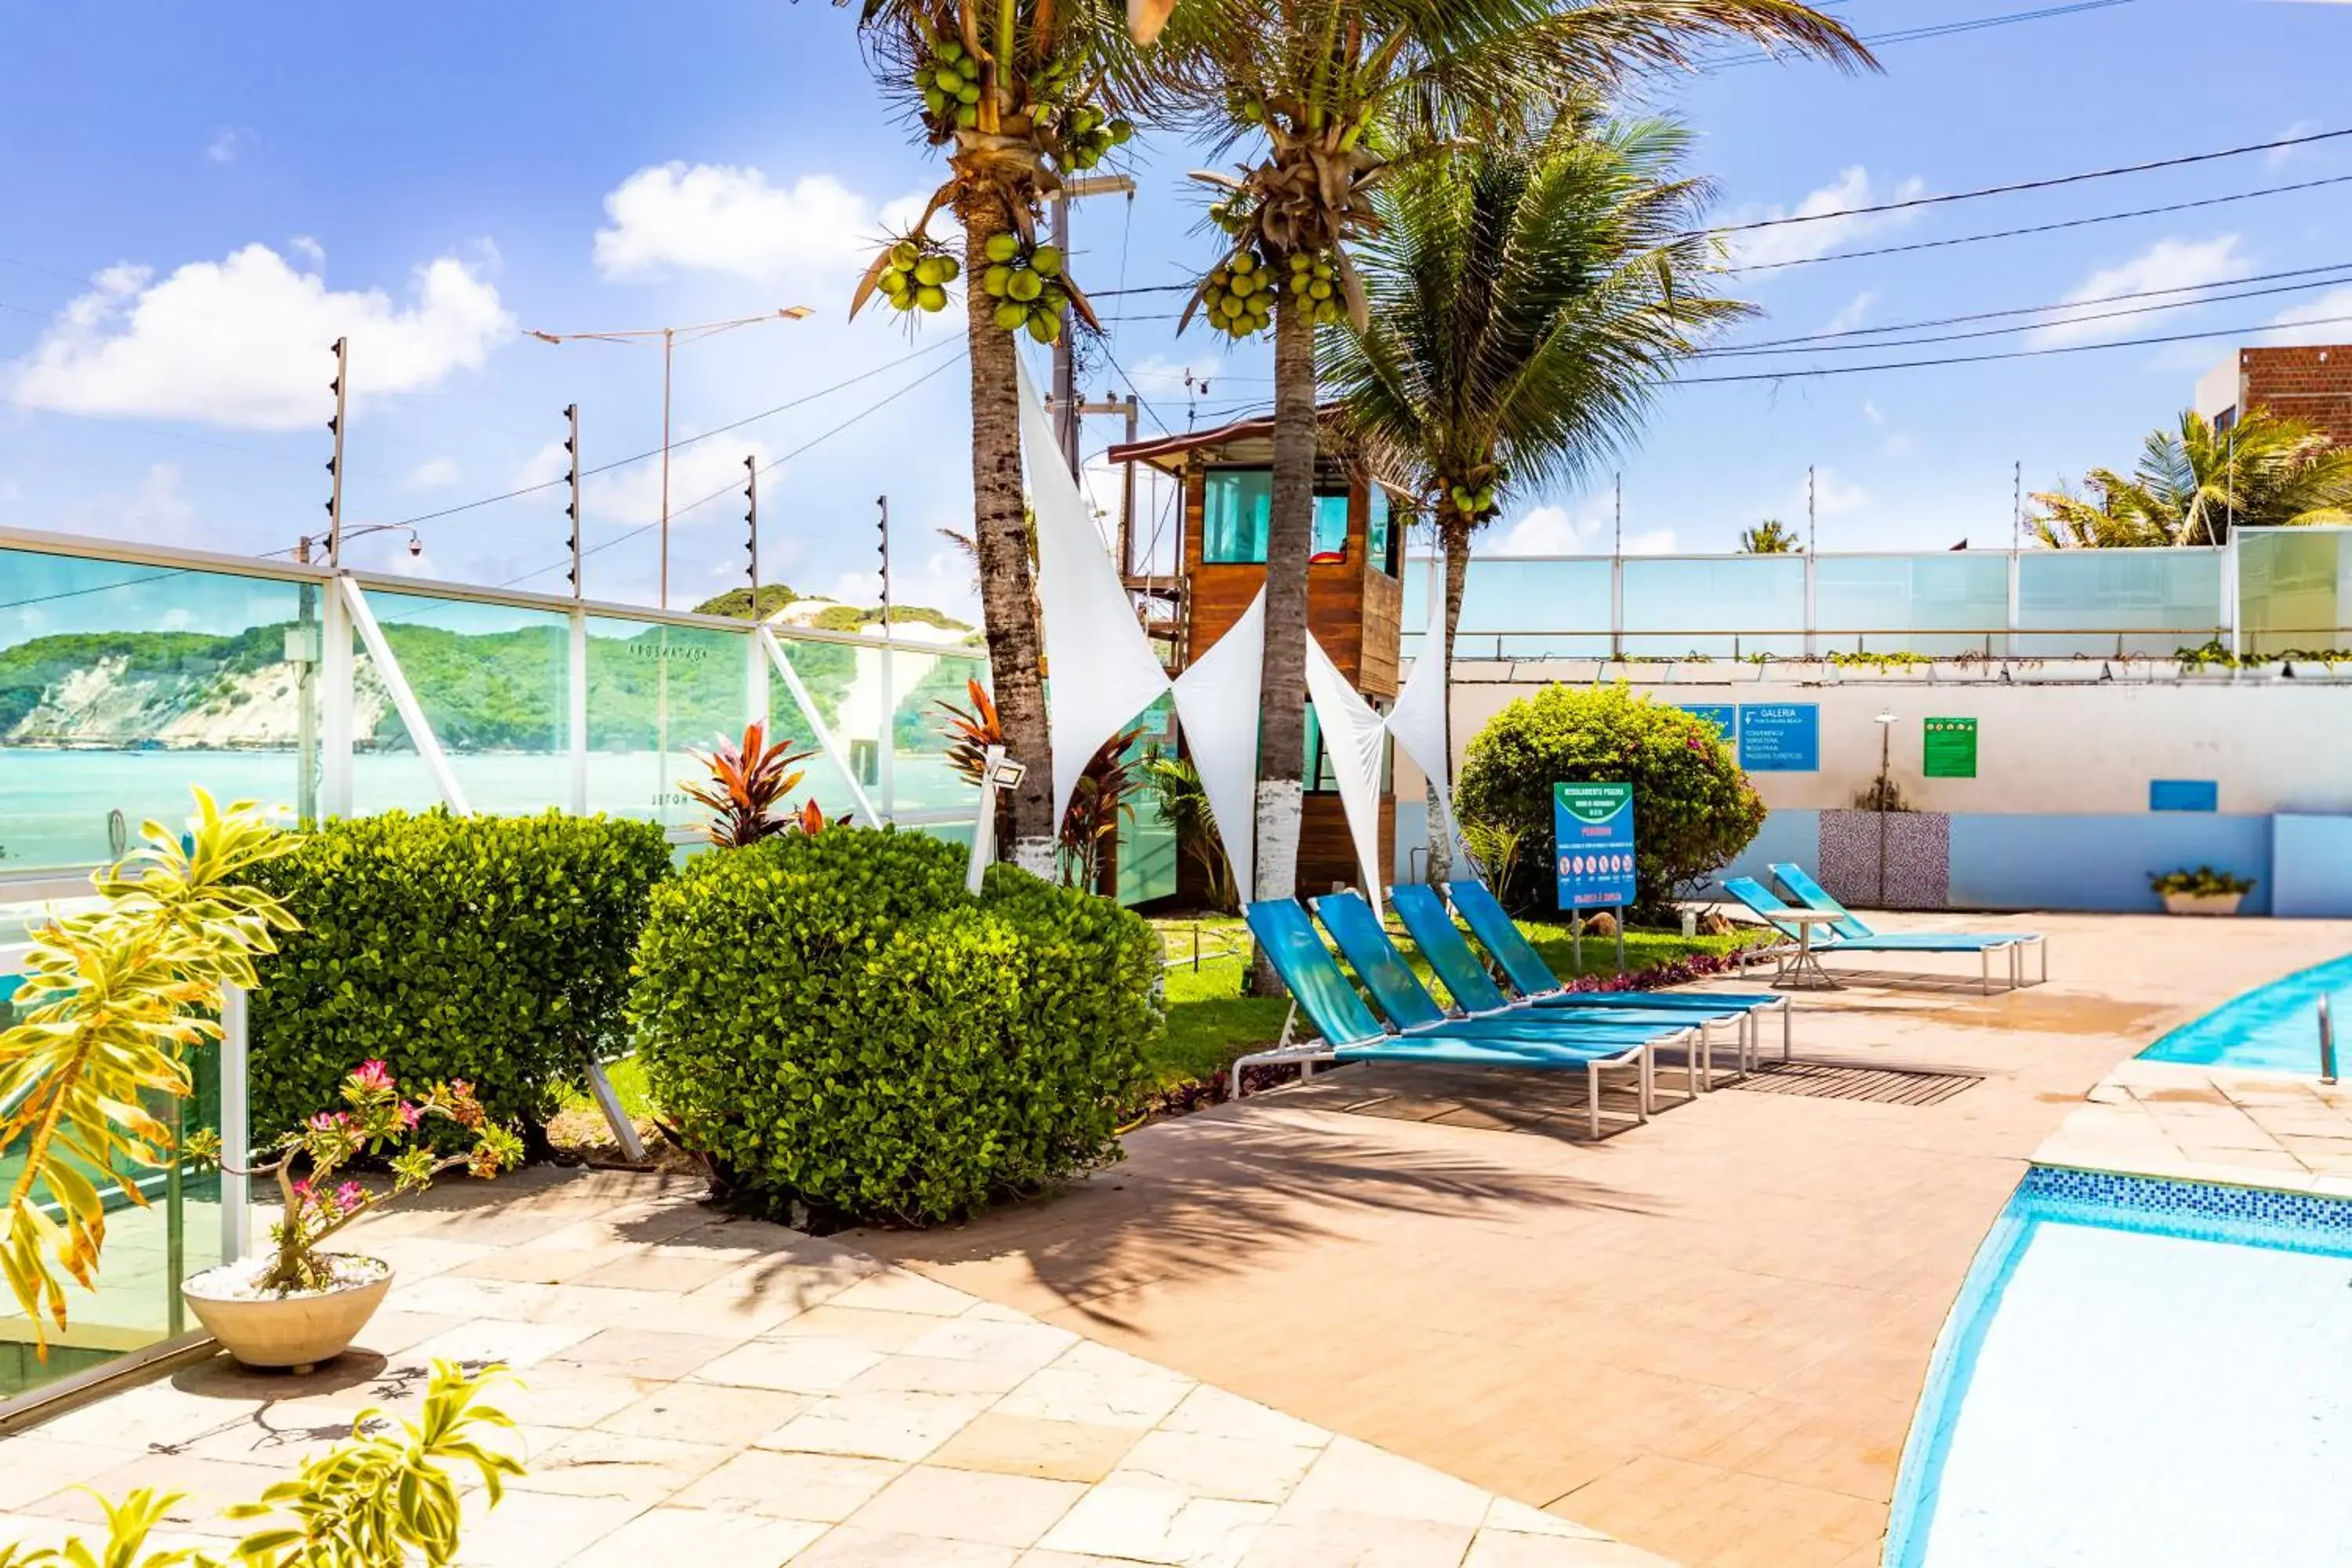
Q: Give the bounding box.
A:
[183,1062,521,1374]
[2151,866,2256,916]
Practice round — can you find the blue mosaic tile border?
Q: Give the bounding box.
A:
[2022,1164,2352,1259]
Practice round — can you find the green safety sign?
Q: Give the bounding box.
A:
[1923,716,1977,779]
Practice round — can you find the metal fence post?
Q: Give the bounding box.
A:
[219,984,249,1265]
[568,607,590,815]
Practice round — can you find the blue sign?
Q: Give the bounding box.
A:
[2150,779,2218,812]
[1679,704,1737,740]
[1737,703,1820,771]
[1555,782,1637,911]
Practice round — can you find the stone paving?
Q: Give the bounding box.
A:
[0,1167,1661,1566]
[2035,1056,2352,1193]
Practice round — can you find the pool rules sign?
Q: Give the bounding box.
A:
[1554,782,1636,912]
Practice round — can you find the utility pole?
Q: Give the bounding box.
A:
[527,307,812,608]
[1807,464,1817,557]
[1613,472,1622,559]
[564,405,583,598]
[325,337,348,567]
[743,456,761,612]
[2011,459,2022,553]
[1047,175,1136,480]
[877,495,894,630]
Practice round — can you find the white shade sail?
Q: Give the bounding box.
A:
[1168,589,1265,906]
[1014,356,1174,834]
[1385,587,1458,866]
[1305,629,1389,915]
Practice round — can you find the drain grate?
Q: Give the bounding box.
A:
[1728,1059,1980,1106]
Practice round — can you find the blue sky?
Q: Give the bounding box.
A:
[2,0,2347,620]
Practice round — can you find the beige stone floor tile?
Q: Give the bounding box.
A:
[26,1376,250,1452]
[1019,1552,1162,1567]
[506,1428,734,1504]
[24,1451,285,1530]
[848,1465,1089,1548]
[549,1326,745,1381]
[785,1526,1020,1566]
[596,1381,808,1446]
[451,1243,631,1285]
[764,1304,960,1353]
[1463,1531,1674,1567]
[1036,1479,1276,1567]
[827,1268,983,1317]
[0,1439,143,1510]
[693,1334,887,1393]
[1107,1428,1324,1505]
[847,1352,1039,1398]
[996,1360,1192,1431]
[1481,1498,1609,1541]
[927,1413,1146,1483]
[454,1488,643,1566]
[360,1235,501,1279]
[570,1247,752,1294]
[343,1307,469,1356]
[560,1504,826,1566]
[901,1316,1080,1370]
[1157,1385,1333,1450]
[1235,1512,1476,1567]
[1279,1436,1496,1530]
[401,1315,601,1369]
[757,1389,998,1462]
[463,1363,655,1431]
[673,1446,906,1523]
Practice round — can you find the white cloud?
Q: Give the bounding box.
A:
[823,541,982,625]
[1824,291,1878,336]
[205,129,243,165]
[405,456,461,489]
[1479,503,1673,555]
[2029,235,2252,347]
[2263,287,2352,345]
[5,244,514,430]
[60,463,198,546]
[2269,118,2321,169]
[289,234,325,268]
[1726,168,1926,270]
[1861,398,1886,426]
[593,163,929,284]
[1809,467,1869,517]
[585,438,777,533]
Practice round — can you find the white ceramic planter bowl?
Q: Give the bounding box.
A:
[2161,891,2244,917]
[181,1255,394,1374]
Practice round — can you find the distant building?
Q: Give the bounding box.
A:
[2194,345,2352,445]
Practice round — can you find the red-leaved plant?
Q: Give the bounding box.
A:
[190,1062,523,1295]
[681,721,818,848]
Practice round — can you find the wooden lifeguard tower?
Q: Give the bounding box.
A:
[1106,412,1406,902]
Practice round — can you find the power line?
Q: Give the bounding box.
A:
[1733,171,2352,273]
[1705,125,2352,237]
[384,336,963,532]
[1677,311,2352,384]
[1703,261,2352,356]
[1707,0,2137,69]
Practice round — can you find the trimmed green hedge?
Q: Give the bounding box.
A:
[632,828,1158,1226]
[1457,683,1766,918]
[247,811,673,1138]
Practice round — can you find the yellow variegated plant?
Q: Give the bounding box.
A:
[0,789,297,1353]
[0,1361,521,1567]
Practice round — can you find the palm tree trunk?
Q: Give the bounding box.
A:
[1423,513,1472,884]
[959,191,1057,876]
[1246,282,1318,995]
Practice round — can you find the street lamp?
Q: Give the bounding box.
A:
[525,307,814,608]
[1872,710,1897,905]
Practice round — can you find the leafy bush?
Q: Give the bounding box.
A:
[1457,684,1766,919]
[632,827,1159,1226]
[246,811,672,1138]
[2151,865,2256,897]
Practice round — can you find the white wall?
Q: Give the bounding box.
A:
[1398,662,2352,818]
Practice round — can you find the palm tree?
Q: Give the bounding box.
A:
[2031,408,2352,548]
[851,0,1164,872]
[1741,518,1800,554]
[1168,0,1868,981]
[1323,107,1753,880]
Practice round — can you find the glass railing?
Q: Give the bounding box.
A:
[2016,548,2224,657]
[1815,553,2011,657]
[1622,556,1805,659]
[2238,528,2352,656]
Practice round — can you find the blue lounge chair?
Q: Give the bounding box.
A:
[1723,874,2038,993]
[1387,883,1790,1074]
[1767,864,2047,986]
[1443,879,1795,1064]
[1239,899,1663,1137]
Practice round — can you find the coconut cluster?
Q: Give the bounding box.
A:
[913,34,984,131]
[981,232,1069,343]
[877,240,962,316]
[1446,480,1499,517]
[1200,252,1276,339]
[1286,252,1347,328]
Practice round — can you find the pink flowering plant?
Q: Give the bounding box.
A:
[190,1060,523,1295]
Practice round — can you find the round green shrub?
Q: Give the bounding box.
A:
[246,810,673,1138]
[631,827,1160,1227]
[1456,684,1766,919]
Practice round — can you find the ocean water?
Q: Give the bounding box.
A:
[1890,1173,2352,1566]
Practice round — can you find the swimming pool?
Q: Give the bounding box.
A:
[2137,949,2352,1072]
[1886,1167,2352,1566]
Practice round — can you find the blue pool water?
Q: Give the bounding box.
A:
[2136,949,2352,1071]
[1887,1167,2352,1566]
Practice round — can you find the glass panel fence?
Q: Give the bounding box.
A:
[760,631,871,821]
[2017,549,2223,658]
[889,645,990,817]
[1,547,310,871]
[1815,554,2009,657]
[1621,557,1804,659]
[582,616,757,832]
[354,590,572,816]
[1115,692,1178,907]
[2238,528,2352,656]
[1400,557,1613,659]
